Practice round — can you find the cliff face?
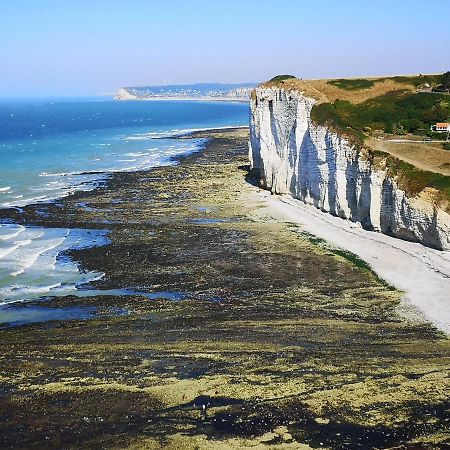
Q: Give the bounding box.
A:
[113,88,139,100]
[249,87,450,250]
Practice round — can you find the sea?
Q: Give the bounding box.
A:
[0,98,249,306]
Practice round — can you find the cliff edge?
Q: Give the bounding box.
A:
[249,86,450,250]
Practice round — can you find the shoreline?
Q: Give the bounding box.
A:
[0,128,449,449]
[114,96,250,103]
[0,126,248,211]
[1,123,449,333]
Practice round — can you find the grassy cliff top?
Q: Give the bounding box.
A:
[261,74,444,104]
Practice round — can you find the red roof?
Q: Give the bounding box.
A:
[436,123,450,128]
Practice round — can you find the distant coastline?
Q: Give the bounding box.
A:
[113,83,255,102]
[114,96,249,103]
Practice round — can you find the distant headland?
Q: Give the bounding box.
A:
[114,82,257,102]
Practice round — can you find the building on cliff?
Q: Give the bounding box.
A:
[432,123,450,132]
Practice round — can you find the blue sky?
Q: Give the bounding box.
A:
[1,0,449,96]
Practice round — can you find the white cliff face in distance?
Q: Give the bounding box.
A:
[113,88,139,100]
[249,87,450,250]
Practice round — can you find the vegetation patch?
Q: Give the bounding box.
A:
[328,78,375,90]
[312,89,450,141]
[391,74,443,87]
[372,149,450,208]
[268,75,297,83]
[310,102,365,147]
[295,229,395,289]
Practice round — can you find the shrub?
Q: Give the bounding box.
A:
[427,131,448,141]
[311,102,345,128]
[327,79,375,90]
[268,75,297,83]
[379,154,450,207]
[311,102,364,146]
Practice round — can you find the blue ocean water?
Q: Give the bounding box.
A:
[0,98,249,305]
[0,98,248,207]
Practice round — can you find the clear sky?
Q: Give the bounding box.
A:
[1,0,449,97]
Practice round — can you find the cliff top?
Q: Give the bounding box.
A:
[261,74,445,104]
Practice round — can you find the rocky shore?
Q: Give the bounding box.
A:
[0,129,449,449]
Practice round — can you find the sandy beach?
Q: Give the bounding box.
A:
[249,191,450,334]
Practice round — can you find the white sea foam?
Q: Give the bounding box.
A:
[10,235,67,276]
[39,171,69,177]
[0,224,25,240]
[125,152,151,157]
[0,225,108,304]
[0,186,11,192]
[3,283,63,297]
[122,125,245,142]
[0,239,32,260]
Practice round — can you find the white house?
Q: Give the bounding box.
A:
[432,123,450,132]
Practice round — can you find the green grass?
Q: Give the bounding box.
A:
[328,74,444,89]
[327,79,375,90]
[295,229,371,270]
[311,90,450,138]
[310,102,365,147]
[268,75,297,83]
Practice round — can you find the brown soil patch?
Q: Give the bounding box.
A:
[366,138,450,176]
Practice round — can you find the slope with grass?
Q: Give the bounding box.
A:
[249,75,450,250]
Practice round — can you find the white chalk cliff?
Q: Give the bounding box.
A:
[249,87,450,250]
[114,88,139,100]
